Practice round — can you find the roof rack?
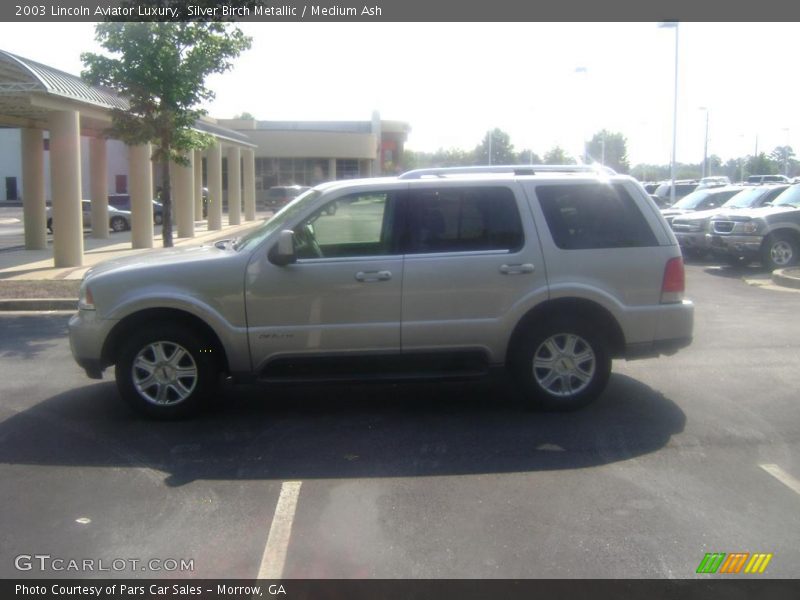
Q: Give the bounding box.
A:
[398,164,617,180]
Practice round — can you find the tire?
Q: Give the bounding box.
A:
[761,232,798,271]
[154,213,163,225]
[110,216,128,233]
[510,318,611,411]
[47,219,53,233]
[115,323,219,419]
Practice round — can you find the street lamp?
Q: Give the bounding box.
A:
[782,127,790,176]
[575,66,589,162]
[659,21,679,206]
[699,106,709,178]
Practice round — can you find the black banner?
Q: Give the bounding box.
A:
[4,579,800,600]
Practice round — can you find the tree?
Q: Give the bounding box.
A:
[82,22,252,247]
[769,145,795,176]
[234,112,255,120]
[586,130,630,173]
[475,128,516,165]
[543,146,575,165]
[516,149,542,165]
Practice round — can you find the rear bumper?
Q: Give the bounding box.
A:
[624,299,694,360]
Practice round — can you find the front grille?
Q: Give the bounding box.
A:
[713,221,734,234]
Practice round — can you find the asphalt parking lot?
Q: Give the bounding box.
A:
[0,262,798,579]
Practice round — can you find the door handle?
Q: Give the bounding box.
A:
[499,263,535,275]
[355,270,392,282]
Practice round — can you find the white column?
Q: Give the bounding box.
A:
[227,146,241,226]
[21,127,46,250]
[328,158,337,181]
[48,110,83,267]
[194,150,204,221]
[207,142,223,230]
[243,148,256,221]
[89,136,109,239]
[175,153,195,238]
[129,143,154,249]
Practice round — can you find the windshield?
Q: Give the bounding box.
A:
[672,189,711,209]
[722,188,768,209]
[772,185,800,208]
[234,189,322,251]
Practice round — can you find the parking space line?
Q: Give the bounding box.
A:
[760,464,800,496]
[256,481,303,579]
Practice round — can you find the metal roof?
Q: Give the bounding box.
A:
[0,49,253,146]
[0,49,129,111]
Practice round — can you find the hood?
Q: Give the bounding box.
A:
[84,244,225,280]
[712,205,795,222]
[661,208,694,218]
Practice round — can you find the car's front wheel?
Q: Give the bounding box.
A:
[761,232,798,270]
[110,216,128,232]
[511,318,611,411]
[115,323,219,418]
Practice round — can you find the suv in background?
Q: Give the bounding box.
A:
[671,185,788,256]
[265,185,310,210]
[708,184,800,269]
[697,176,731,189]
[653,180,698,206]
[660,185,743,226]
[69,165,693,418]
[746,174,791,185]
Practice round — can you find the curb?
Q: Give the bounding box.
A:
[772,268,800,290]
[0,298,77,311]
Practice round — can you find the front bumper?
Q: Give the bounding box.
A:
[674,231,708,250]
[706,233,763,258]
[68,310,117,379]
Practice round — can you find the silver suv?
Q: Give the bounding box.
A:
[69,165,694,418]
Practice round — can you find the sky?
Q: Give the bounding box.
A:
[1,21,798,166]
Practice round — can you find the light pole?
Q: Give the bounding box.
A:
[575,66,588,162]
[699,106,709,178]
[660,22,679,206]
[782,127,790,176]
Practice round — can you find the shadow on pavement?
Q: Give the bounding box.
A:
[0,314,66,359]
[0,373,686,486]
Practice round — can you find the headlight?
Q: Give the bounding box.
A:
[78,284,95,311]
[740,221,760,234]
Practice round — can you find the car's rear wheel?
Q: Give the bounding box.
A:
[115,323,218,419]
[110,216,128,232]
[511,318,611,411]
[761,232,798,270]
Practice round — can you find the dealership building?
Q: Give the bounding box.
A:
[0,48,410,267]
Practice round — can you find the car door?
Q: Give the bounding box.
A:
[245,186,405,374]
[400,183,547,359]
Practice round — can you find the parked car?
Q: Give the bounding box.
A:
[265,185,310,210]
[653,180,698,206]
[708,184,800,269]
[671,185,788,256]
[745,174,791,185]
[108,194,164,225]
[660,186,743,225]
[697,176,731,189]
[47,200,131,233]
[69,165,693,418]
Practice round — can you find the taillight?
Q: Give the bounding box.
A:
[661,256,685,304]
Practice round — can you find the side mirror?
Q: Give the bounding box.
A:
[269,230,296,266]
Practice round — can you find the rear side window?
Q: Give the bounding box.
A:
[403,186,524,253]
[536,183,658,249]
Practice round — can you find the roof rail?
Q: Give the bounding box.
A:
[398,164,616,180]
